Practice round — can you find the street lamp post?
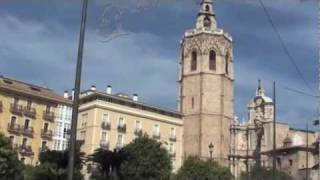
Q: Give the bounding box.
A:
[67,0,88,180]
[209,142,214,161]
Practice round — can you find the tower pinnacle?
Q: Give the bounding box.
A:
[196,0,216,30]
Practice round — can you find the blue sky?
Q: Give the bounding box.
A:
[0,0,318,129]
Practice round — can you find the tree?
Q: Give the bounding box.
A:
[240,166,293,180]
[0,133,23,180]
[87,148,128,180]
[119,135,172,180]
[175,156,233,180]
[24,146,85,180]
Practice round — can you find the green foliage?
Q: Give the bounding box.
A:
[240,166,293,180]
[175,156,233,180]
[87,148,128,180]
[0,133,23,180]
[25,148,85,180]
[120,135,172,180]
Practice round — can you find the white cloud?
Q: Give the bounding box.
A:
[0,13,179,109]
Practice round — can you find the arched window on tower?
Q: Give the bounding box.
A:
[191,51,197,71]
[209,50,216,70]
[203,16,211,28]
[226,52,230,74]
[205,5,210,12]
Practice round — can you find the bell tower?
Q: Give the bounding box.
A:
[179,0,234,165]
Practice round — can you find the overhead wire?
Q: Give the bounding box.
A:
[257,0,316,94]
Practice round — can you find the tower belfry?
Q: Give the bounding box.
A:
[179,0,234,165]
[196,0,217,30]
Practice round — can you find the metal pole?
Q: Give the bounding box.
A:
[317,0,320,177]
[67,0,88,179]
[272,81,277,179]
[306,122,309,180]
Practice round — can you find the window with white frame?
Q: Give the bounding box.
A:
[118,117,125,127]
[169,143,175,153]
[170,127,176,139]
[153,124,160,136]
[80,130,86,140]
[135,120,142,130]
[102,113,109,123]
[117,134,124,147]
[101,131,108,142]
[54,140,59,150]
[81,114,88,128]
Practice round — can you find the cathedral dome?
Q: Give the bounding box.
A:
[283,136,292,147]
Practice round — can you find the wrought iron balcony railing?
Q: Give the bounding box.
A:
[43,111,55,122]
[101,122,111,130]
[117,124,126,133]
[10,104,23,116]
[23,107,36,118]
[41,130,53,140]
[19,145,34,157]
[134,128,143,136]
[7,123,21,135]
[169,152,176,158]
[169,135,177,142]
[152,133,161,139]
[100,140,109,150]
[22,127,34,137]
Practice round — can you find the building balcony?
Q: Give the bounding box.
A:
[117,124,126,133]
[19,145,34,157]
[43,111,55,122]
[169,135,177,142]
[23,107,36,118]
[39,146,50,152]
[7,123,21,135]
[115,143,123,149]
[22,127,34,138]
[152,133,161,140]
[0,101,3,113]
[10,104,23,116]
[100,140,109,150]
[169,151,176,158]
[101,122,111,130]
[41,130,53,140]
[77,140,85,146]
[134,128,143,136]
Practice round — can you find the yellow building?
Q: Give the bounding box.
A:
[76,86,183,170]
[0,76,72,165]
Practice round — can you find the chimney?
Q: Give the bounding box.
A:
[106,85,112,94]
[91,85,96,91]
[63,91,69,99]
[133,94,139,102]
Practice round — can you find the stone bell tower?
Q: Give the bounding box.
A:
[179,0,234,165]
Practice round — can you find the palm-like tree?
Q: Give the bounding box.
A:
[87,148,128,180]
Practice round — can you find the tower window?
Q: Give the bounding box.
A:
[209,50,216,70]
[204,16,211,28]
[226,53,230,74]
[191,51,197,71]
[205,5,210,12]
[192,97,195,109]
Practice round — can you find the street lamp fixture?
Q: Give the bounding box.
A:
[209,142,214,161]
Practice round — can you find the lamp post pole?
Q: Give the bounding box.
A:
[67,0,88,180]
[209,142,214,161]
[272,81,277,179]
